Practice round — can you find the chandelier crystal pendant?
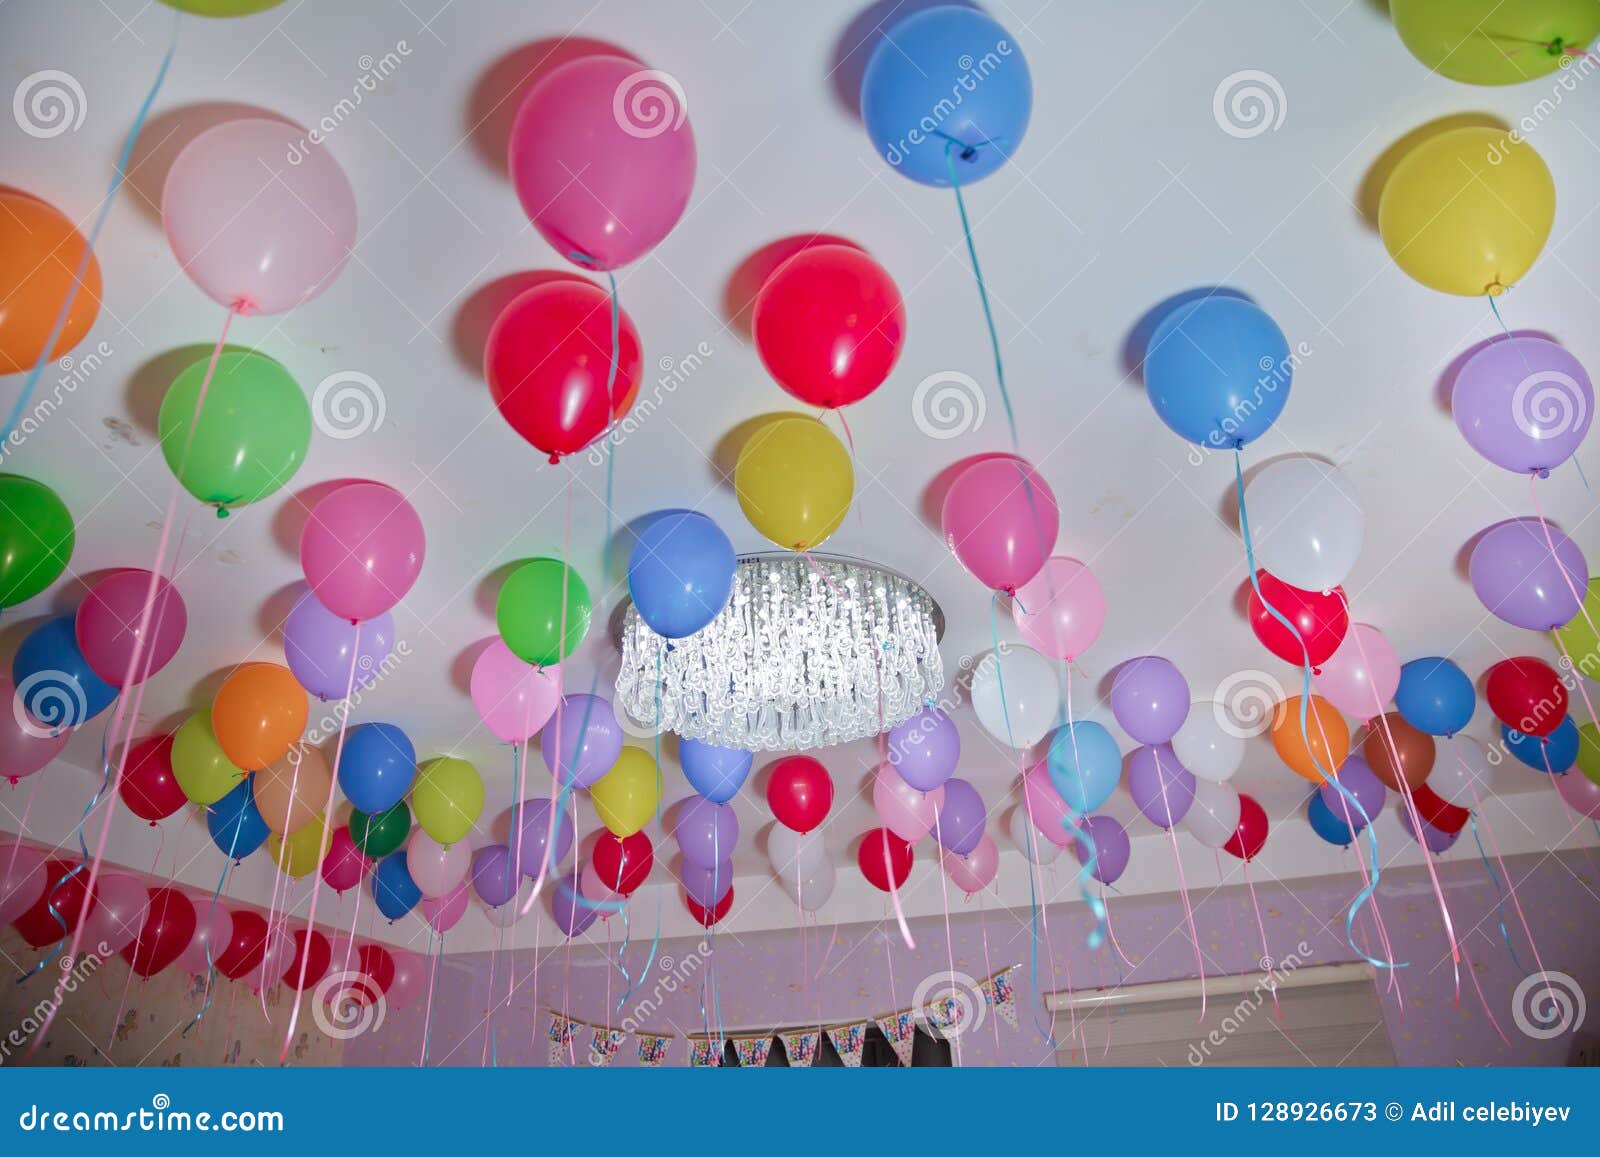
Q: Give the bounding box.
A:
[616,554,945,752]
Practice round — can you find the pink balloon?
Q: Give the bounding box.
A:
[320,828,370,894]
[1011,556,1105,660]
[944,833,998,895]
[386,948,426,1009]
[1021,761,1075,847]
[871,763,945,843]
[78,873,150,955]
[0,840,46,925]
[300,482,425,622]
[253,925,294,993]
[509,55,695,271]
[75,570,187,687]
[176,903,233,974]
[1312,623,1399,720]
[405,829,470,899]
[0,676,70,781]
[942,457,1058,594]
[325,934,357,978]
[469,640,562,743]
[578,862,618,918]
[1556,770,1600,819]
[421,882,469,933]
[162,118,357,315]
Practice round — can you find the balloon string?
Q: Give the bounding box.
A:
[1063,660,1108,948]
[419,924,438,1066]
[0,8,180,450]
[1242,863,1281,1020]
[1468,811,1522,970]
[1153,746,1206,1020]
[180,817,240,1038]
[976,894,1002,1057]
[930,813,963,1066]
[944,140,1018,450]
[613,655,664,1013]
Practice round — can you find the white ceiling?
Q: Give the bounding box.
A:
[4,0,1600,948]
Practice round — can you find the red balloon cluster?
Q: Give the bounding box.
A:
[354,944,394,1004]
[1222,794,1269,861]
[12,859,92,947]
[283,928,332,991]
[1485,656,1566,737]
[1247,571,1348,667]
[122,887,195,977]
[593,831,653,896]
[858,828,914,891]
[685,885,733,927]
[216,909,271,980]
[767,756,834,834]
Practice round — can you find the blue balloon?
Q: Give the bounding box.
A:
[678,737,752,803]
[627,511,736,639]
[860,6,1032,187]
[372,850,421,921]
[338,722,416,814]
[1306,792,1353,847]
[1504,717,1578,773]
[1395,658,1475,736]
[1143,297,1291,448]
[11,612,117,729]
[207,777,269,859]
[1045,721,1121,813]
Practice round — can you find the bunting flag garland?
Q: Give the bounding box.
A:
[876,1011,916,1065]
[637,1033,672,1067]
[732,1035,773,1067]
[984,970,1019,1029]
[547,1012,579,1067]
[779,1028,819,1067]
[588,1027,627,1067]
[828,1021,868,1067]
[921,995,964,1037]
[688,1038,723,1067]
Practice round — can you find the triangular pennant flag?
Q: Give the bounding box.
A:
[547,1013,579,1066]
[828,1021,868,1067]
[779,1028,819,1067]
[637,1033,672,1067]
[688,1038,723,1067]
[733,1035,773,1067]
[588,1027,626,1067]
[986,971,1019,1029]
[922,994,964,1035]
[876,1011,916,1065]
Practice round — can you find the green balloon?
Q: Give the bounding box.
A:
[158,0,287,15]
[496,558,591,667]
[159,348,310,511]
[1577,723,1600,788]
[350,801,410,859]
[1391,0,1600,85]
[171,709,244,806]
[0,474,73,608]
[411,757,483,846]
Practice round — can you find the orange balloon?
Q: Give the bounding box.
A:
[1362,712,1435,791]
[253,743,331,835]
[0,191,102,374]
[1270,694,1350,782]
[211,663,307,771]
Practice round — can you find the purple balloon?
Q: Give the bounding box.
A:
[1110,656,1190,745]
[470,843,517,907]
[673,796,738,870]
[1072,814,1130,885]
[510,797,573,878]
[1126,743,1195,829]
[1468,518,1587,630]
[540,693,623,788]
[283,591,395,701]
[1453,336,1593,475]
[932,776,985,855]
[679,858,732,908]
[550,871,597,936]
[885,707,960,792]
[1319,756,1386,833]
[1399,807,1461,855]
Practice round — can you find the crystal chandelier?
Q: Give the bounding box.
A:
[615,553,945,752]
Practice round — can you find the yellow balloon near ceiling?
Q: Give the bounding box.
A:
[1391,0,1600,86]
[735,416,853,551]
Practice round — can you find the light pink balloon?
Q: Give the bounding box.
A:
[578,862,618,919]
[75,570,187,687]
[162,118,357,315]
[421,882,469,933]
[470,641,562,743]
[78,873,150,955]
[176,903,233,974]
[944,833,998,895]
[1012,556,1105,660]
[386,948,426,1009]
[1312,623,1399,720]
[509,55,696,271]
[942,457,1058,594]
[320,827,370,894]
[1021,761,1075,847]
[0,677,70,781]
[299,482,425,623]
[871,763,945,843]
[0,840,46,925]
[1556,770,1600,819]
[253,925,294,993]
[405,829,470,899]
[325,934,357,979]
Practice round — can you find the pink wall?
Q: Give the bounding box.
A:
[346,851,1600,1067]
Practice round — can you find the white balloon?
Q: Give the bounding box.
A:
[768,826,828,881]
[1242,458,1364,592]
[1005,806,1061,865]
[1184,778,1241,848]
[971,645,1059,749]
[1171,703,1245,782]
[780,855,835,910]
[1432,737,1492,808]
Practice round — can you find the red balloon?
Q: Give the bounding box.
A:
[752,244,905,408]
[857,827,914,891]
[12,859,92,947]
[282,928,332,991]
[355,944,394,1003]
[1410,782,1469,836]
[684,885,733,927]
[1485,657,1566,736]
[592,831,653,896]
[118,734,186,823]
[215,909,269,980]
[484,281,643,464]
[121,887,195,977]
[767,755,834,833]
[1222,794,1269,861]
[1247,571,1348,667]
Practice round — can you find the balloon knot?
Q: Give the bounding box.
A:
[1548,37,1566,56]
[215,506,230,519]
[548,453,561,466]
[1486,281,1506,298]
[1538,467,1551,480]
[958,145,979,162]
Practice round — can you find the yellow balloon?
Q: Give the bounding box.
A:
[1578,722,1600,787]
[735,416,852,550]
[411,756,484,845]
[1378,126,1554,296]
[268,817,330,879]
[1391,0,1600,86]
[1555,577,1600,678]
[589,747,662,836]
[171,709,245,805]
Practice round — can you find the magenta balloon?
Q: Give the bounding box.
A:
[931,776,985,856]
[509,55,695,271]
[1020,762,1074,847]
[283,591,394,701]
[871,763,945,842]
[1469,518,1587,630]
[673,796,738,870]
[470,640,561,743]
[1072,814,1130,885]
[1453,337,1593,475]
[0,840,46,925]
[540,694,623,788]
[1011,557,1105,660]
[884,707,960,792]
[387,948,426,1008]
[422,882,469,933]
[945,833,998,895]
[0,676,70,780]
[176,903,232,974]
[1111,656,1191,744]
[470,843,518,908]
[1319,757,1386,833]
[511,797,573,877]
[299,482,425,623]
[1556,769,1600,819]
[75,570,187,687]
[942,457,1058,593]
[320,828,369,894]
[1126,743,1195,829]
[79,873,150,955]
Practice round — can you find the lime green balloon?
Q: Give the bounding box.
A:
[496,558,591,666]
[159,348,309,511]
[269,817,330,879]
[411,756,483,845]
[1555,578,1600,678]
[171,710,244,805]
[350,801,410,858]
[0,474,73,608]
[158,0,287,15]
[1391,0,1600,85]
[1578,723,1600,787]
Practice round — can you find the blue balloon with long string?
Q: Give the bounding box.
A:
[627,510,736,639]
[12,613,117,728]
[1044,720,1120,813]
[1145,299,1291,448]
[1504,717,1578,772]
[1307,792,1354,847]
[372,850,421,920]
[207,777,268,859]
[1395,657,1475,736]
